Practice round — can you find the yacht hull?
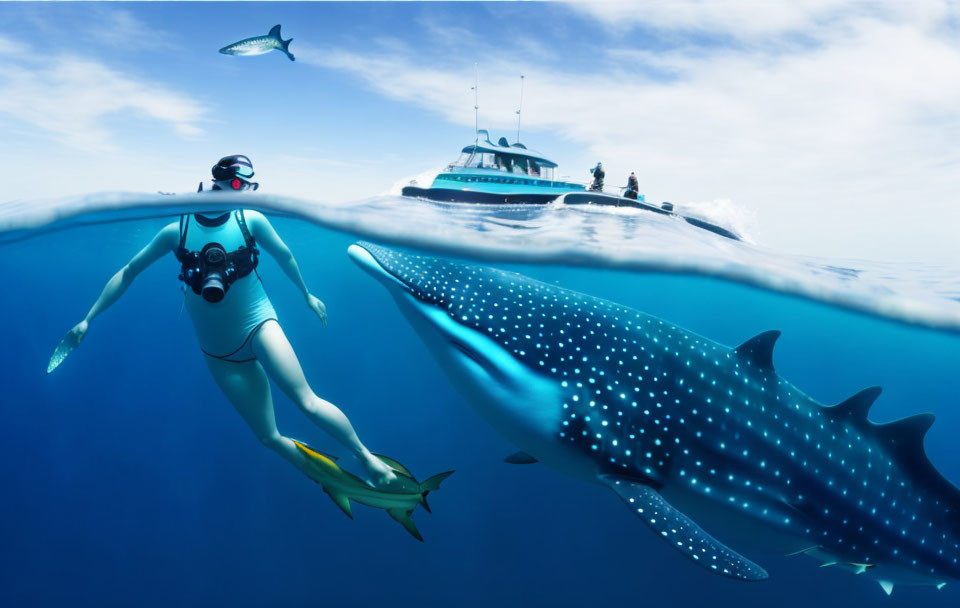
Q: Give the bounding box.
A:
[401,186,559,205]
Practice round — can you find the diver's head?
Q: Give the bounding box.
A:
[211,154,259,191]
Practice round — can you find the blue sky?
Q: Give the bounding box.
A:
[1,2,959,262]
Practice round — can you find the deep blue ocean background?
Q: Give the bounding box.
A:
[2,216,959,607]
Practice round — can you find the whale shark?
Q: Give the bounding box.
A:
[219,25,294,61]
[349,241,960,594]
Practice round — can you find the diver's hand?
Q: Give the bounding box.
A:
[363,454,399,489]
[306,294,327,327]
[47,320,88,374]
[69,320,90,345]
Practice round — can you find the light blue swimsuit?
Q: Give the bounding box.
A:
[180,211,277,362]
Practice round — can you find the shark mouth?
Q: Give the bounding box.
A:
[348,241,514,385]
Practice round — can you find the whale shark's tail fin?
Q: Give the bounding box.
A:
[418,470,455,514]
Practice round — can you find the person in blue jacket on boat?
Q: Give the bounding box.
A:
[53,155,398,488]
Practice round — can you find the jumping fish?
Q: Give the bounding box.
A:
[219,24,294,61]
[349,241,960,594]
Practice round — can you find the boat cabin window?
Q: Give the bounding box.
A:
[454,152,499,169]
[452,152,472,168]
[451,147,556,180]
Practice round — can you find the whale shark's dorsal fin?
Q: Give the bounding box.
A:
[601,475,769,581]
[878,412,935,447]
[734,330,780,371]
[269,24,282,39]
[829,394,959,512]
[854,406,960,519]
[832,386,882,421]
[876,413,937,474]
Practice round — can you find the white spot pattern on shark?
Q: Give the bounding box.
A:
[352,242,960,591]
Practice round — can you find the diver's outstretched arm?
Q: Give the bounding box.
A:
[81,223,180,324]
[67,223,179,341]
[48,222,179,373]
[247,211,327,326]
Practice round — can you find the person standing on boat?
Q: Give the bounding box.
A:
[53,154,399,488]
[590,162,605,191]
[625,172,639,200]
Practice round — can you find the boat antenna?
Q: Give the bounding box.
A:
[516,74,524,144]
[472,62,479,145]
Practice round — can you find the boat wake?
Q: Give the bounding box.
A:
[0,190,958,334]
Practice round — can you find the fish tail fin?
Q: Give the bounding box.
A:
[418,470,455,514]
[387,508,423,542]
[267,24,294,60]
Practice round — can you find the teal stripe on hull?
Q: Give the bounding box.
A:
[431,171,585,195]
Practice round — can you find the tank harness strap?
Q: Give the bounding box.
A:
[176,215,190,259]
[233,209,261,281]
[235,209,254,247]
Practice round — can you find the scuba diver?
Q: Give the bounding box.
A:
[589,162,605,191]
[54,155,398,487]
[624,172,639,200]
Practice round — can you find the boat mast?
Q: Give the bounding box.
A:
[516,74,524,144]
[472,62,479,145]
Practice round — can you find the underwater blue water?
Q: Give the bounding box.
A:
[2,215,959,607]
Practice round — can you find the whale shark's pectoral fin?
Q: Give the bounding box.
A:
[504,451,539,464]
[387,509,424,542]
[601,476,768,582]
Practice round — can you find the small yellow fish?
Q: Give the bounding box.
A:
[293,440,453,541]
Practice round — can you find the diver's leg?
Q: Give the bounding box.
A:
[251,320,396,486]
[204,355,313,478]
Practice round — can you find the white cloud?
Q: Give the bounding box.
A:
[0,42,205,151]
[0,35,24,56]
[8,5,179,52]
[298,8,960,261]
[562,0,951,38]
[82,8,180,51]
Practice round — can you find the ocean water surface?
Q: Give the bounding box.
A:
[1,194,959,606]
